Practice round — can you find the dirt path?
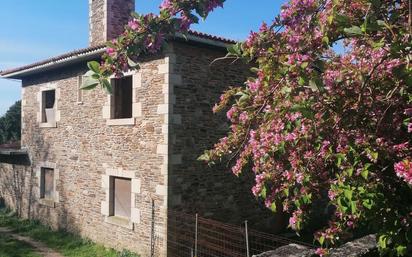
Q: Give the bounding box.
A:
[0,227,64,257]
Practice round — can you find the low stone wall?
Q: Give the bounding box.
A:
[253,234,377,257]
[0,163,35,218]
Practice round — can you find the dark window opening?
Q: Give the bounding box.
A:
[110,177,131,218]
[42,90,56,123]
[40,168,54,200]
[111,76,132,119]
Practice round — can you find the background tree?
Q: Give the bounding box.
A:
[0,101,21,145]
[84,0,412,255]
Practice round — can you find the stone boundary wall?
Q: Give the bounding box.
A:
[253,234,377,257]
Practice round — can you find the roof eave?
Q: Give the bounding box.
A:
[1,48,106,79]
[0,34,233,80]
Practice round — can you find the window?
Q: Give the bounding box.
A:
[41,89,56,123]
[110,177,132,218]
[111,76,132,119]
[40,168,54,200]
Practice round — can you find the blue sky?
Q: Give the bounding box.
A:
[0,0,283,115]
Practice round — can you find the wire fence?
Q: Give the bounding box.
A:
[167,210,314,257]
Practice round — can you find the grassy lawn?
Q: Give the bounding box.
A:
[0,234,41,257]
[0,209,139,257]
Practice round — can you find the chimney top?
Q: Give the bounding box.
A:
[89,0,135,46]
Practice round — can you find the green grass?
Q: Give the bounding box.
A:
[0,209,139,257]
[0,234,41,257]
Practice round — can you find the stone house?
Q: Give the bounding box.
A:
[0,0,282,256]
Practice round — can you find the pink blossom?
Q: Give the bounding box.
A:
[106,48,116,56]
[319,140,330,157]
[226,107,237,121]
[128,19,140,31]
[328,190,336,201]
[179,15,193,30]
[315,248,328,257]
[404,108,412,116]
[285,132,297,142]
[205,0,224,12]
[246,31,258,48]
[289,209,302,230]
[296,173,304,184]
[160,0,178,14]
[394,160,412,185]
[393,142,409,152]
[239,112,249,123]
[247,79,261,92]
[288,112,302,122]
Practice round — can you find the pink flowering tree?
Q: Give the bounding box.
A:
[84,0,412,255]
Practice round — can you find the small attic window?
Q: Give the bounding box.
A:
[42,90,56,123]
[111,76,132,119]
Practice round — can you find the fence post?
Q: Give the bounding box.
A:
[150,199,155,257]
[245,220,250,257]
[195,213,198,257]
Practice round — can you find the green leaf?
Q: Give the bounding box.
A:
[84,70,95,77]
[298,76,306,86]
[322,36,330,46]
[344,189,352,200]
[361,168,369,180]
[372,39,385,50]
[127,57,140,68]
[87,61,101,73]
[283,188,289,197]
[335,14,351,26]
[346,167,354,177]
[197,152,210,161]
[371,151,378,160]
[260,186,267,199]
[308,79,319,92]
[378,235,388,249]
[319,236,325,246]
[281,86,292,94]
[351,200,357,214]
[396,245,407,256]
[301,62,309,69]
[344,26,362,36]
[239,93,250,103]
[81,76,99,90]
[336,153,345,167]
[101,78,113,94]
[270,202,277,212]
[362,199,373,209]
[227,42,242,57]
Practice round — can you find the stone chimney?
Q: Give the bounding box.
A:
[89,0,135,46]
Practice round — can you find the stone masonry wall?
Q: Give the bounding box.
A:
[0,163,35,218]
[16,54,168,256]
[168,41,287,233]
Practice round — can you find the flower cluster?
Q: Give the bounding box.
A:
[201,1,412,256]
[394,160,412,186]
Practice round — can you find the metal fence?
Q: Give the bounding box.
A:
[167,210,314,257]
